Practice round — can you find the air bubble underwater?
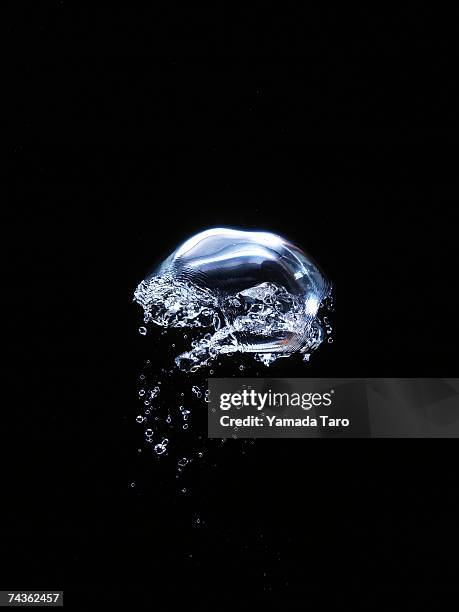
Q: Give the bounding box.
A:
[132,228,333,490]
[134,228,332,372]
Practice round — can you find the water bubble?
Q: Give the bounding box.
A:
[154,442,167,455]
[150,386,160,399]
[139,326,147,335]
[136,415,144,423]
[134,228,331,371]
[192,385,202,398]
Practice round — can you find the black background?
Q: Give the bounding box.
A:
[6,4,459,608]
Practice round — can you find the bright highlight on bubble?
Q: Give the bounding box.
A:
[134,228,332,370]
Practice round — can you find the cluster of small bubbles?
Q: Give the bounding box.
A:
[179,406,190,421]
[154,438,169,455]
[150,386,160,399]
[138,326,147,335]
[255,353,277,367]
[135,233,331,370]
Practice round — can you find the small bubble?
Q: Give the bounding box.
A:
[154,442,167,455]
[136,415,144,423]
